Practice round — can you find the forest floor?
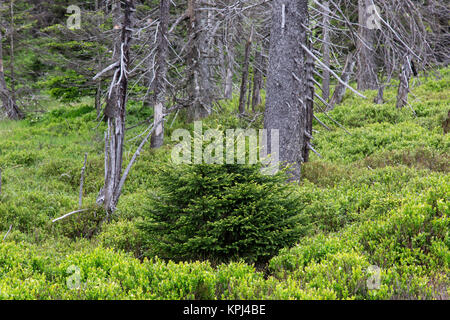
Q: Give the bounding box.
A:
[0,68,448,299]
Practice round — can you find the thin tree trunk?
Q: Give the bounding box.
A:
[264,0,310,181]
[238,29,253,114]
[374,86,385,104]
[357,0,377,91]
[224,22,234,100]
[97,0,134,215]
[224,67,233,100]
[302,39,315,163]
[95,79,102,117]
[396,55,413,109]
[322,1,331,101]
[151,0,170,149]
[251,45,263,111]
[217,38,226,98]
[0,29,23,120]
[9,0,15,103]
[246,74,252,111]
[186,0,212,121]
[328,52,355,110]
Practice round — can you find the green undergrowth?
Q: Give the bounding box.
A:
[0,68,449,299]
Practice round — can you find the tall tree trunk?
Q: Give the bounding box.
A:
[9,0,15,103]
[328,52,355,110]
[97,0,134,215]
[321,1,331,101]
[95,2,104,118]
[150,0,170,148]
[222,19,235,100]
[251,45,263,111]
[224,66,233,100]
[356,0,377,91]
[186,0,212,122]
[0,29,22,120]
[264,0,310,181]
[238,29,253,114]
[373,86,385,104]
[396,55,413,109]
[302,39,315,163]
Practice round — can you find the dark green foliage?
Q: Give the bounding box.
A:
[38,70,94,103]
[139,163,308,263]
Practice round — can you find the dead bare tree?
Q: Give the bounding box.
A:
[321,1,331,101]
[186,0,213,121]
[0,28,23,120]
[238,27,253,114]
[396,55,413,109]
[264,0,310,181]
[150,0,170,149]
[251,44,264,111]
[328,52,355,109]
[96,0,134,215]
[356,0,378,91]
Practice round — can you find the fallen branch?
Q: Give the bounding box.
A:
[2,224,12,241]
[52,209,88,223]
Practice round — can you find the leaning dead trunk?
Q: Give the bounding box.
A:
[0,29,23,120]
[97,0,134,214]
[328,52,355,110]
[396,55,413,109]
[264,0,310,181]
[151,0,170,148]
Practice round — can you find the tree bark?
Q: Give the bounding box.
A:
[356,0,378,91]
[238,29,253,114]
[251,45,264,111]
[264,0,310,181]
[374,86,385,104]
[223,18,234,100]
[9,0,16,103]
[186,0,212,121]
[151,0,170,149]
[328,52,355,110]
[0,29,23,120]
[95,80,102,117]
[97,0,134,215]
[321,1,331,101]
[396,55,413,109]
[302,39,315,163]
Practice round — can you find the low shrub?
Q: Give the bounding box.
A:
[97,218,144,258]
